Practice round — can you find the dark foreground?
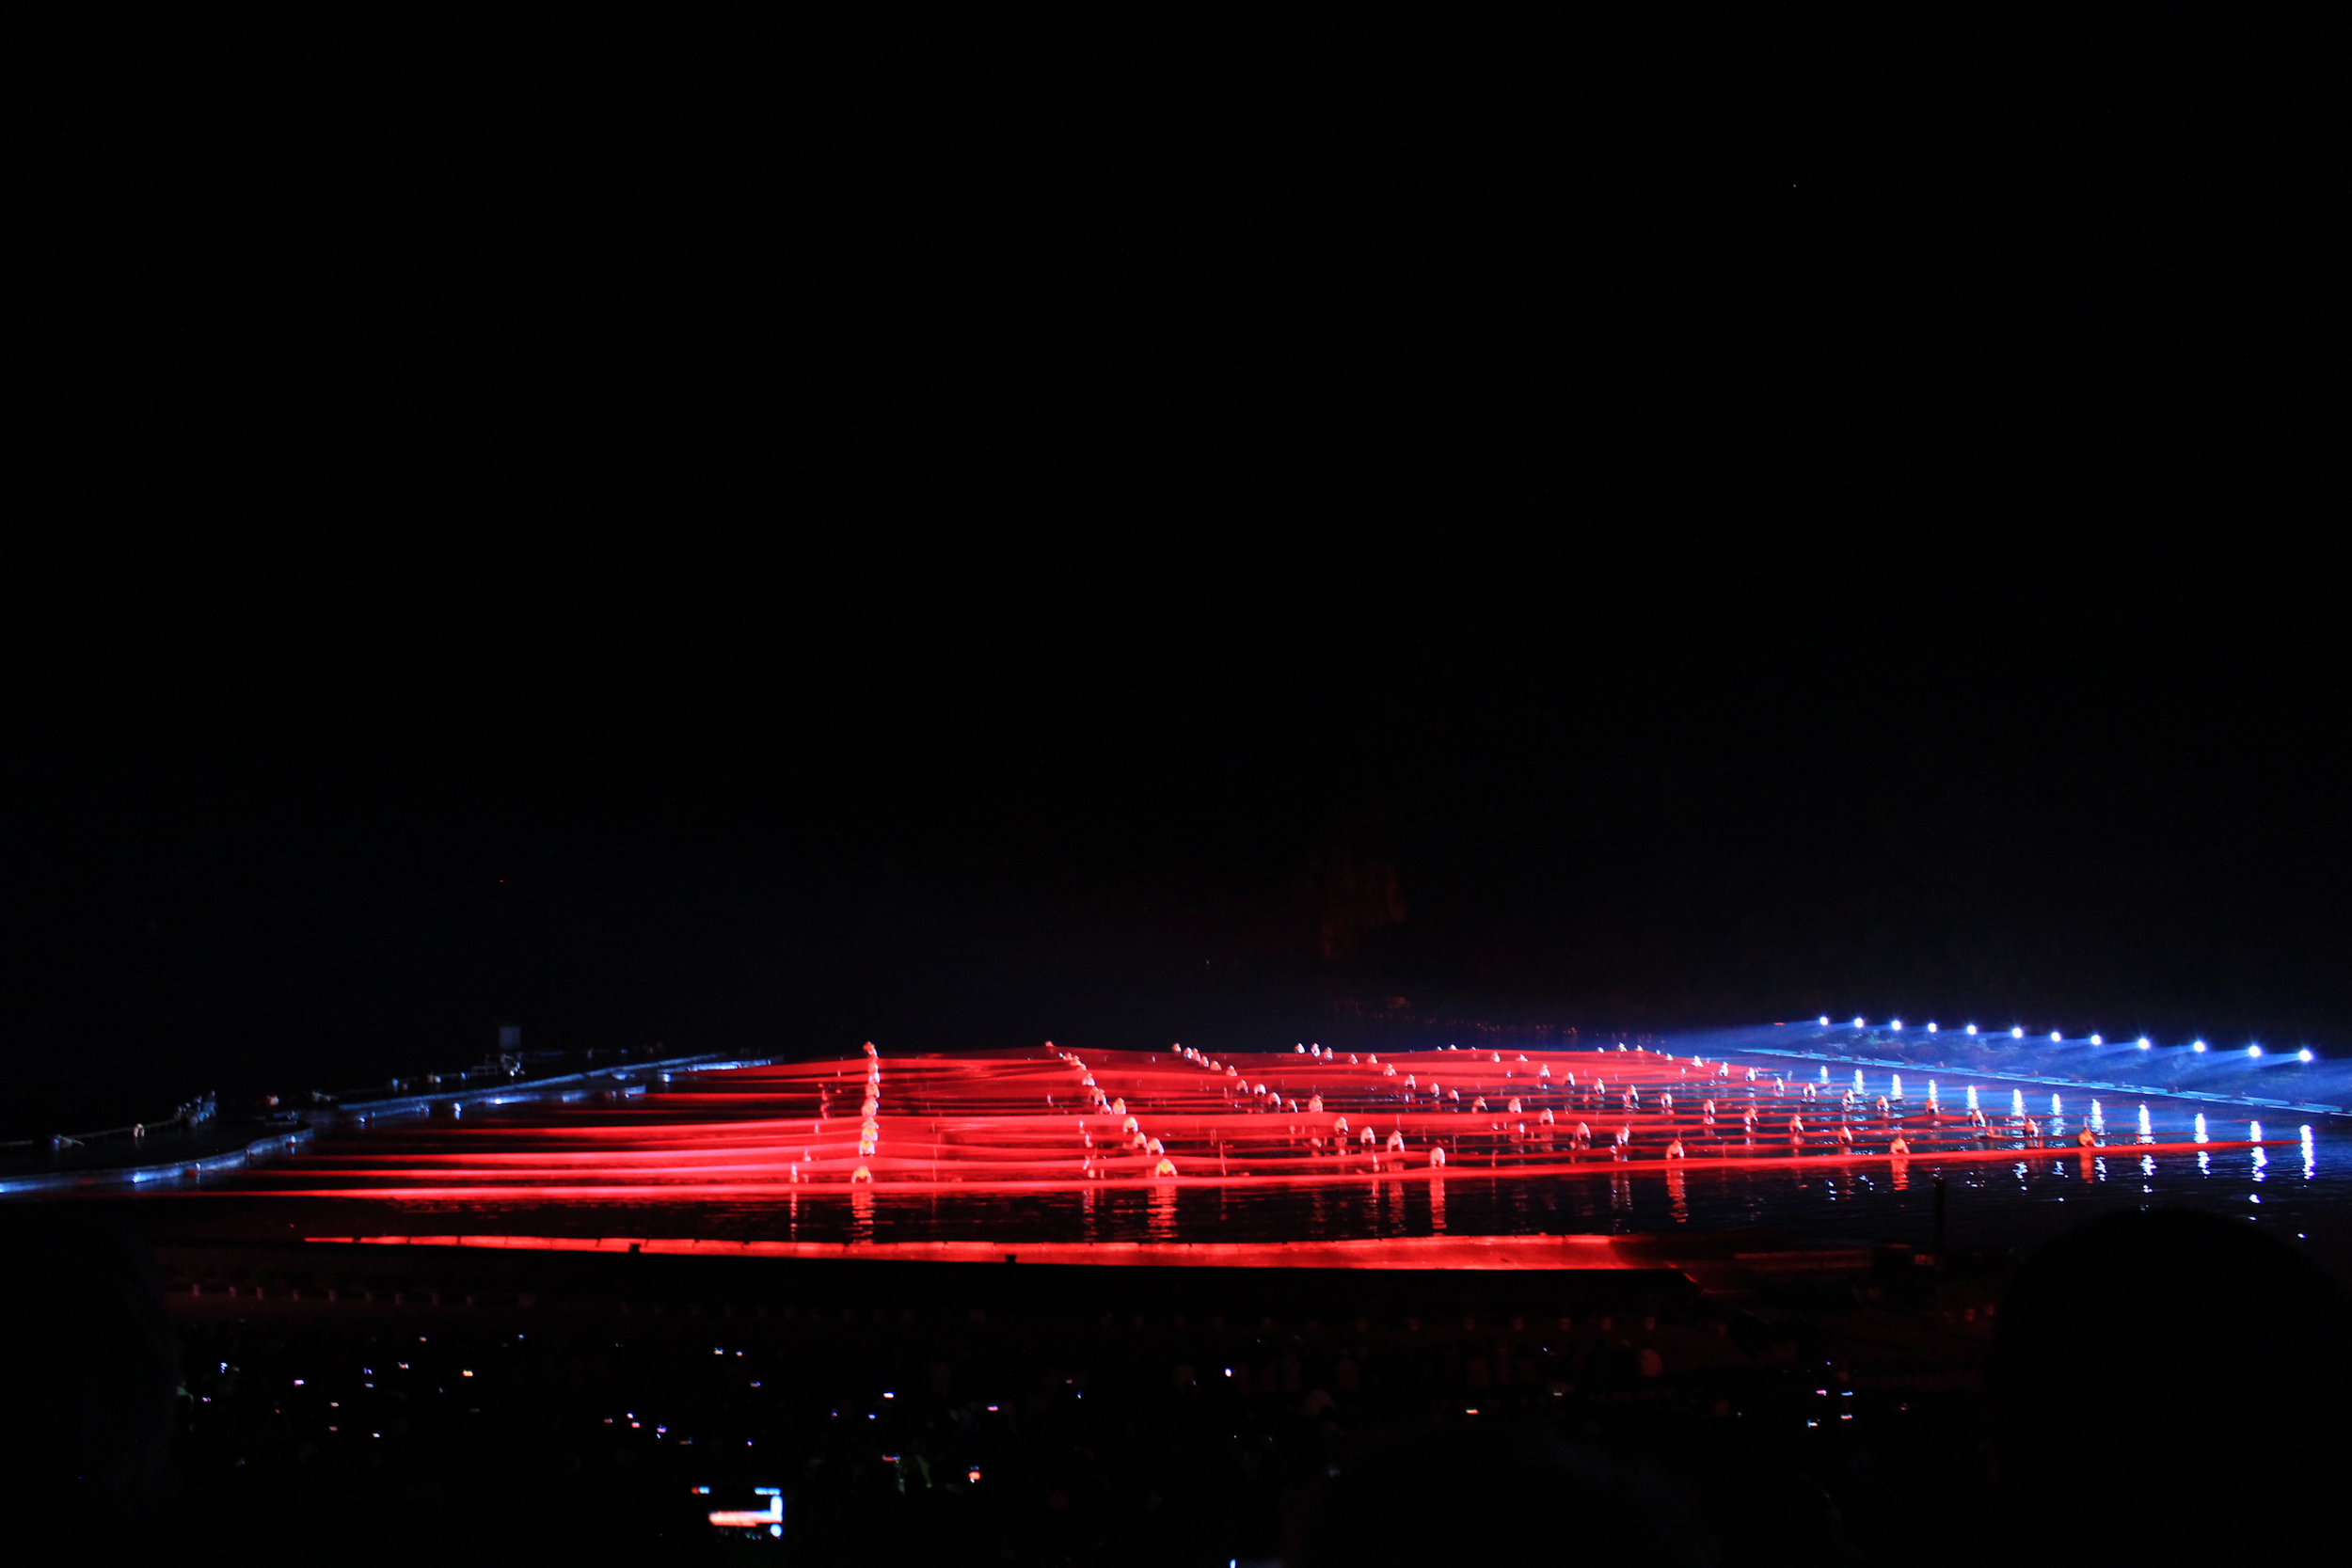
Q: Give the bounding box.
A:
[2,1207,2344,1566]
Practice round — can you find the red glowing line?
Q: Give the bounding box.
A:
[310,1233,1659,1269]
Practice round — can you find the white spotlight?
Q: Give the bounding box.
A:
[2247,1045,2262,1058]
[2011,1027,2025,1039]
[1852,1017,1865,1028]
[2298,1049,2313,1063]
[1927,1022,1938,1034]
[1891,1019,1903,1031]
[2050,1031,2063,1043]
[2137,1037,2151,1049]
[2089,1034,2103,1046]
[1965,1024,1979,1037]
[1818,1016,1830,1026]
[2192,1040,2207,1053]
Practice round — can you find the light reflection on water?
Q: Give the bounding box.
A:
[257,1086,2352,1256]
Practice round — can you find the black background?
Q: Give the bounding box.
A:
[7,11,2340,1135]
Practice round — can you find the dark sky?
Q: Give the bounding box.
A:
[8,14,2340,1135]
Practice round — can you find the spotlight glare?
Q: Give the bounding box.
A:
[1852,1017,1866,1028]
[1965,1024,1979,1036]
[2192,1040,2207,1053]
[2011,1027,2025,1039]
[2298,1049,2313,1063]
[2137,1037,2151,1049]
[2050,1031,2063,1043]
[2248,1045,2262,1058]
[2089,1034,2102,1046]
[1927,1022,1938,1034]
[1891,1019,1903,1031]
[1818,1016,1829,1026]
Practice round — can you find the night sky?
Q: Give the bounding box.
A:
[8,15,2338,1137]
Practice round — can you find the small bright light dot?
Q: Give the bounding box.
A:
[1927,1022,1938,1033]
[1819,1016,1830,1026]
[2298,1049,2313,1063]
[1891,1019,1903,1031]
[2193,1040,2207,1053]
[2090,1035,2103,1046]
[2050,1031,2063,1043]
[2012,1027,2025,1039]
[1852,1017,1866,1027]
[2248,1045,2262,1058]
[2137,1037,2151,1049]
[1965,1024,1978,1036]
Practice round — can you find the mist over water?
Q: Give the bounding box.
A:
[175,1024,2352,1284]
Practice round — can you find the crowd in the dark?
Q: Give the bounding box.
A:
[3,1206,2341,1564]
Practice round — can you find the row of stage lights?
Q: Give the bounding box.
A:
[1814,1016,2314,1064]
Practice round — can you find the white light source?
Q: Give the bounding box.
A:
[1891,1019,1903,1031]
[1927,1022,1938,1033]
[1819,1016,1830,1026]
[1852,1017,1866,1027]
[2137,1037,2151,1049]
[2298,1049,2313,1063]
[2011,1027,2025,1039]
[2050,1031,2063,1043]
[2248,1045,2262,1058]
[2089,1034,2103,1046]
[2192,1040,2207,1053]
[1965,1024,1979,1036]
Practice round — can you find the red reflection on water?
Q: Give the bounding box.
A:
[210,1044,2277,1203]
